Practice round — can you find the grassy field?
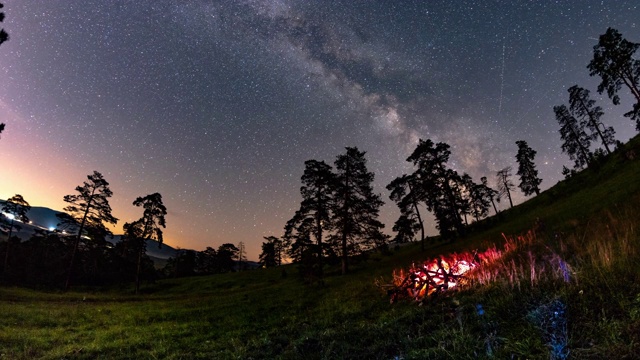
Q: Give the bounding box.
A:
[1,137,640,359]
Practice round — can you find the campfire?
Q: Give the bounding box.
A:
[382,247,504,303]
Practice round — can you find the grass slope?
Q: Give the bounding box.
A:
[1,137,640,359]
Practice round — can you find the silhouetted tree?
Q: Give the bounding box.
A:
[458,173,477,226]
[0,3,7,137]
[468,179,491,221]
[1,194,30,273]
[284,214,314,264]
[196,247,218,274]
[496,167,515,208]
[237,241,246,271]
[568,85,616,154]
[407,139,464,239]
[330,147,386,275]
[480,176,500,215]
[588,28,640,130]
[62,171,118,290]
[217,243,239,273]
[0,3,7,46]
[285,160,334,276]
[123,192,167,294]
[387,174,425,248]
[515,141,542,196]
[554,104,593,169]
[259,237,278,268]
[258,236,285,267]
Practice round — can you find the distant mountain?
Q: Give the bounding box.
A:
[1,202,180,259]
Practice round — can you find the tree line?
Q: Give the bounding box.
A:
[260,27,640,283]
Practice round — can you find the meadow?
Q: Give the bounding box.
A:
[1,136,640,359]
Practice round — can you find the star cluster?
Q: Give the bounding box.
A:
[0,0,638,259]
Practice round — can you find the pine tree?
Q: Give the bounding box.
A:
[588,28,640,130]
[554,104,593,169]
[567,85,616,154]
[406,139,464,238]
[259,236,284,267]
[285,160,334,277]
[496,167,515,208]
[331,147,386,275]
[386,174,425,249]
[123,192,166,294]
[469,179,491,221]
[515,141,542,196]
[284,212,314,264]
[62,171,118,290]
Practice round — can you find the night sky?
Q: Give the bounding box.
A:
[0,1,638,260]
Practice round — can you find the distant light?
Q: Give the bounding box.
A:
[49,227,55,231]
[6,214,14,220]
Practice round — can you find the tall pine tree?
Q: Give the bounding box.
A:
[330,147,386,275]
[588,27,640,130]
[62,171,118,290]
[387,174,426,249]
[515,141,542,196]
[568,85,616,154]
[554,104,593,169]
[123,192,166,294]
[406,139,464,238]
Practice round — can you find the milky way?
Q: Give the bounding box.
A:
[0,0,638,259]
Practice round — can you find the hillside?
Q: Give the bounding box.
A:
[0,136,639,359]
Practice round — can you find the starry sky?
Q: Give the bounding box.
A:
[0,0,638,260]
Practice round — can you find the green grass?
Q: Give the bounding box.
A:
[1,137,640,359]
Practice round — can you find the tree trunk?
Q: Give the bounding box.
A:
[407,182,425,251]
[490,199,499,215]
[506,188,514,208]
[135,239,143,294]
[65,194,94,290]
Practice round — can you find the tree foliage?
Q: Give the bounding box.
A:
[124,192,167,294]
[259,238,278,268]
[515,141,542,196]
[62,171,118,290]
[406,139,464,238]
[0,2,7,46]
[284,160,334,277]
[386,174,425,248]
[567,85,616,154]
[330,147,386,274]
[588,27,640,130]
[468,178,492,221]
[554,104,593,170]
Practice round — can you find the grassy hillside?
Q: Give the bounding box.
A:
[1,137,640,359]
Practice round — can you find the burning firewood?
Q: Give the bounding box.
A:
[379,250,490,303]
